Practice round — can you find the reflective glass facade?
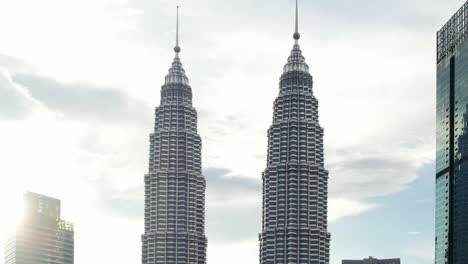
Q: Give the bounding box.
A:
[436,2,468,263]
[4,192,74,264]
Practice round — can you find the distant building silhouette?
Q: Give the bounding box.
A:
[435,1,468,263]
[259,1,330,263]
[4,192,74,264]
[141,6,207,264]
[342,256,400,264]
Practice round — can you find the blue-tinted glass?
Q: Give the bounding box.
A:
[436,59,451,173]
[453,38,468,264]
[435,172,450,264]
[436,8,468,263]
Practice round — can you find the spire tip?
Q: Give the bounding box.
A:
[293,0,300,41]
[174,5,181,53]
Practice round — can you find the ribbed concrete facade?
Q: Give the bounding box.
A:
[259,3,331,263]
[141,10,207,264]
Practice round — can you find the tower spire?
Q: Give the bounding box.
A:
[293,0,300,43]
[174,5,181,54]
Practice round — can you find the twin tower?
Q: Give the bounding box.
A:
[141,1,331,263]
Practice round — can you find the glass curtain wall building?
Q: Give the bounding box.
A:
[259,1,331,263]
[436,1,468,263]
[4,192,74,264]
[141,7,207,264]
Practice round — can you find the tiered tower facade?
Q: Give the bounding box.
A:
[259,1,331,263]
[141,7,207,264]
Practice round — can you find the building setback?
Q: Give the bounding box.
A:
[141,6,207,264]
[342,256,400,264]
[259,1,331,263]
[4,192,74,264]
[435,1,468,264]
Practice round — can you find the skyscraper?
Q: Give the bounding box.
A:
[141,7,207,264]
[435,1,468,263]
[259,1,331,263]
[342,256,400,264]
[4,192,74,264]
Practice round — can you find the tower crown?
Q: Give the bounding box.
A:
[165,57,189,85]
[164,6,189,85]
[283,0,309,74]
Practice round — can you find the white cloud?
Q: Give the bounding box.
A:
[0,66,146,264]
[208,239,259,264]
[74,213,141,264]
[0,69,43,119]
[329,199,380,222]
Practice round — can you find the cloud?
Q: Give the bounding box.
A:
[0,56,151,239]
[12,73,152,125]
[205,167,261,195]
[85,176,143,219]
[329,198,380,222]
[0,54,34,74]
[0,69,42,120]
[205,168,261,242]
[208,239,259,264]
[329,154,429,199]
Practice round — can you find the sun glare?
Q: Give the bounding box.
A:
[0,191,23,242]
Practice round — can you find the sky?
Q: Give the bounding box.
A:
[0,0,465,263]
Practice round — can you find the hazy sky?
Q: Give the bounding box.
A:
[0,0,465,263]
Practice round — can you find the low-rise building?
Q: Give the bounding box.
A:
[342,256,401,264]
